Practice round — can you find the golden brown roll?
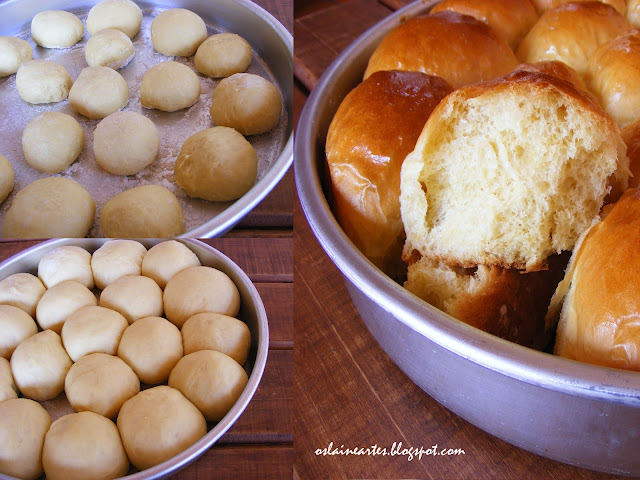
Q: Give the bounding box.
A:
[430,0,538,49]
[326,70,453,279]
[512,60,588,93]
[621,118,640,188]
[364,12,518,89]
[628,0,640,27]
[530,0,626,15]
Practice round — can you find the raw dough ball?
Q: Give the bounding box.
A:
[0,398,51,480]
[195,33,252,78]
[0,36,32,77]
[87,0,143,38]
[0,273,45,317]
[117,385,207,470]
[93,111,159,175]
[0,357,18,403]
[169,350,248,421]
[100,275,163,324]
[61,305,128,362]
[141,240,201,289]
[35,280,97,333]
[2,177,95,238]
[100,185,187,238]
[10,330,72,401]
[117,316,183,384]
[140,61,201,112]
[91,239,147,290]
[38,246,94,289]
[65,353,140,418]
[210,73,282,135]
[164,266,241,328]
[150,8,207,56]
[69,66,128,119]
[175,126,257,201]
[85,28,134,69]
[0,304,38,359]
[42,411,129,480]
[22,112,84,174]
[31,10,84,48]
[16,59,72,104]
[0,154,14,203]
[182,312,251,364]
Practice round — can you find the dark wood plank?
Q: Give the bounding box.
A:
[256,283,293,347]
[237,167,294,230]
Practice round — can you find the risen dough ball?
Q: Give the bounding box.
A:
[175,126,257,202]
[91,239,147,290]
[140,61,201,112]
[0,36,32,77]
[211,73,282,135]
[0,273,45,317]
[0,398,51,480]
[117,316,183,384]
[87,0,143,38]
[38,246,94,289]
[100,185,187,238]
[42,411,129,480]
[85,28,134,69]
[0,357,17,403]
[117,386,206,470]
[100,275,163,323]
[164,266,241,328]
[141,240,201,289]
[10,330,72,401]
[182,312,251,364]
[31,10,84,48]
[36,280,97,334]
[169,350,248,421]
[94,111,159,175]
[69,66,129,119]
[65,353,140,419]
[22,112,84,174]
[0,304,38,359]
[2,177,95,238]
[16,59,72,104]
[0,154,14,203]
[195,33,252,78]
[150,8,207,56]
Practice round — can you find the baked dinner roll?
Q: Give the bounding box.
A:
[531,0,626,15]
[326,70,452,279]
[512,60,588,93]
[629,0,640,27]
[400,71,629,272]
[621,118,640,188]
[364,11,518,89]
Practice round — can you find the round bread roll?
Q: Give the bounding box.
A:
[531,0,626,15]
[182,312,251,364]
[36,280,97,334]
[42,411,129,480]
[117,316,183,384]
[91,239,147,290]
[65,353,140,419]
[31,10,84,48]
[69,66,129,119]
[100,275,163,324]
[210,73,282,135]
[512,60,588,92]
[364,12,517,89]
[0,357,18,403]
[16,59,72,104]
[22,112,84,174]
[0,154,14,203]
[85,28,135,69]
[141,240,201,289]
[150,8,207,57]
[169,350,248,421]
[140,61,201,112]
[86,0,143,38]
[621,118,640,189]
[0,273,45,317]
[164,266,241,328]
[10,330,72,401]
[100,185,187,238]
[93,111,159,175]
[195,33,252,78]
[0,304,38,359]
[38,246,94,289]
[117,385,206,470]
[0,398,51,480]
[0,36,32,77]
[175,126,258,201]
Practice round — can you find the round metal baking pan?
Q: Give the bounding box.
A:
[295,0,640,475]
[0,238,269,480]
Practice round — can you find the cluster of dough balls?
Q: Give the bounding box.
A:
[0,239,253,479]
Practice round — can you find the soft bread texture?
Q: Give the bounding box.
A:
[364,11,518,89]
[400,71,629,272]
[621,118,640,188]
[326,70,453,279]
[530,0,626,15]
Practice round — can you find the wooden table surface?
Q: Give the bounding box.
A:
[293,1,629,479]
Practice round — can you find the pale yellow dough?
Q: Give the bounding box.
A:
[38,245,94,289]
[87,0,143,38]
[141,240,201,289]
[16,59,72,104]
[35,280,97,333]
[69,66,129,119]
[99,275,163,323]
[0,357,17,403]
[0,273,46,317]
[31,10,84,48]
[85,28,134,69]
[0,36,32,77]
[150,8,207,56]
[0,304,38,359]
[195,33,252,78]
[90,239,147,290]
[140,61,201,112]
[0,154,14,203]
[182,312,251,364]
